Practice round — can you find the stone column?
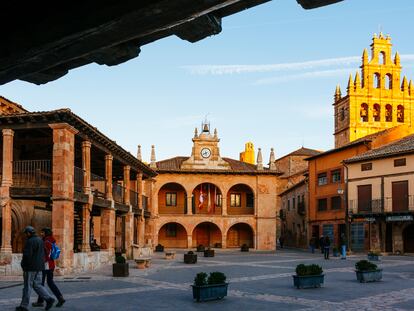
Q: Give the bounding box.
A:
[0,129,14,257]
[222,235,227,249]
[222,197,227,216]
[82,141,91,195]
[81,205,91,252]
[138,216,145,246]
[50,123,78,272]
[100,208,115,252]
[187,196,193,215]
[123,165,130,205]
[187,235,193,248]
[125,212,134,258]
[136,173,143,208]
[105,155,113,201]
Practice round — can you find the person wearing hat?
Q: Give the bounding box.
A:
[16,226,55,311]
[32,228,65,308]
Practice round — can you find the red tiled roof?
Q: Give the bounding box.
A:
[276,147,321,161]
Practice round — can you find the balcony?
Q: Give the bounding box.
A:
[297,202,306,215]
[10,160,52,197]
[349,199,383,215]
[112,182,125,204]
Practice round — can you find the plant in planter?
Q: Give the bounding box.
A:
[192,271,228,302]
[332,246,339,257]
[197,244,205,252]
[184,251,197,264]
[293,264,324,289]
[113,255,129,277]
[355,260,382,283]
[155,244,164,252]
[241,244,249,252]
[367,250,381,261]
[204,248,215,257]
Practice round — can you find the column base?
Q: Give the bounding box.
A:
[0,249,12,264]
[81,244,91,252]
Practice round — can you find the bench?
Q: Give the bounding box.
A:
[165,252,176,260]
[135,258,151,269]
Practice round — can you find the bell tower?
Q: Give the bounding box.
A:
[334,33,414,148]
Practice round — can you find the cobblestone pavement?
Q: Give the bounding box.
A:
[1,249,414,310]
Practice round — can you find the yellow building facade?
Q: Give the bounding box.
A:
[240,142,255,165]
[334,33,414,148]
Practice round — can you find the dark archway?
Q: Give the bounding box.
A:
[158,222,188,248]
[226,223,254,248]
[403,224,414,253]
[192,222,222,248]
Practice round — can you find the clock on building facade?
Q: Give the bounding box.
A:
[201,148,211,158]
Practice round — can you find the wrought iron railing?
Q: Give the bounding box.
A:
[130,189,139,207]
[12,160,51,188]
[384,195,414,212]
[349,199,383,214]
[113,182,125,204]
[91,173,105,198]
[74,166,84,193]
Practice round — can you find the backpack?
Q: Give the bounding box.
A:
[50,242,61,260]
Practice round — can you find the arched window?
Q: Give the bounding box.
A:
[380,51,386,65]
[374,73,381,88]
[397,105,404,123]
[385,104,393,122]
[385,73,392,89]
[373,104,380,122]
[360,103,368,122]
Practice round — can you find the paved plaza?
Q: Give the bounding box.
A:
[1,249,414,310]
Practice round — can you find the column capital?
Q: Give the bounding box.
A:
[2,129,14,137]
[105,154,113,161]
[49,122,79,135]
[82,140,92,148]
[123,165,131,171]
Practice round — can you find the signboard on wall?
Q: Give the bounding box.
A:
[386,215,413,222]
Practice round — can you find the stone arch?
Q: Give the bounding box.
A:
[158,182,187,214]
[403,224,414,253]
[385,73,392,89]
[192,183,223,215]
[158,222,188,248]
[192,221,222,248]
[373,104,381,122]
[360,103,368,122]
[11,201,33,253]
[385,104,393,122]
[226,223,254,248]
[227,183,255,215]
[397,105,404,123]
[373,73,381,88]
[379,51,386,65]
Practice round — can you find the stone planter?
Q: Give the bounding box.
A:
[184,253,197,264]
[155,244,164,252]
[135,258,151,269]
[241,245,249,252]
[112,263,129,277]
[192,283,228,302]
[204,249,215,257]
[356,269,382,283]
[293,274,324,289]
[197,245,205,252]
[367,254,381,261]
[165,252,175,260]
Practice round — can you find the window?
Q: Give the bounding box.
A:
[318,198,328,211]
[166,192,177,206]
[331,169,341,183]
[374,73,381,88]
[397,105,404,123]
[215,193,223,207]
[385,104,392,122]
[287,199,290,211]
[331,196,341,210]
[166,223,177,237]
[394,158,406,167]
[385,73,392,89]
[361,163,372,171]
[246,193,254,208]
[360,103,368,122]
[373,104,380,122]
[318,173,328,186]
[358,184,372,212]
[297,195,301,205]
[292,197,296,210]
[230,193,241,207]
[380,51,386,65]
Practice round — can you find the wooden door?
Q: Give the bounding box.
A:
[392,181,408,212]
[227,227,239,247]
[196,224,209,247]
[358,185,372,212]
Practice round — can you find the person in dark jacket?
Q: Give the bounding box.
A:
[319,235,324,254]
[16,226,55,311]
[324,236,331,260]
[32,228,65,308]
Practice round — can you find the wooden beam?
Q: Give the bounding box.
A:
[174,14,222,43]
[297,0,343,9]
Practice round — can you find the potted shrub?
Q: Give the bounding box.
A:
[367,250,381,261]
[192,271,228,302]
[197,244,205,252]
[184,251,197,264]
[113,255,129,277]
[155,244,164,252]
[241,244,249,252]
[204,248,215,257]
[355,260,382,283]
[332,246,339,257]
[292,264,324,289]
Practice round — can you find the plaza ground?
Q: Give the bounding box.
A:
[1,249,414,311]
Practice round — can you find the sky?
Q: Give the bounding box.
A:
[2,0,414,163]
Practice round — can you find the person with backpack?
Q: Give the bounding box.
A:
[16,226,55,311]
[32,228,65,308]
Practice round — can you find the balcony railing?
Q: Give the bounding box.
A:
[130,189,139,207]
[349,199,383,214]
[384,196,414,212]
[74,166,84,193]
[142,195,149,212]
[12,160,51,188]
[113,182,125,204]
[91,173,105,198]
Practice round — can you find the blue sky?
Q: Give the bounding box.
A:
[2,0,414,163]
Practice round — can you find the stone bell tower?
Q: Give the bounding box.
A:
[333,33,414,148]
[181,121,230,170]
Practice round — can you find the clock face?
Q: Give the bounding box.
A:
[201,148,211,158]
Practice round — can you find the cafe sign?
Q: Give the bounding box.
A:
[386,215,413,222]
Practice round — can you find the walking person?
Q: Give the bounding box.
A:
[309,237,316,254]
[340,233,347,260]
[324,235,331,260]
[319,235,324,254]
[32,228,65,308]
[16,226,55,311]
